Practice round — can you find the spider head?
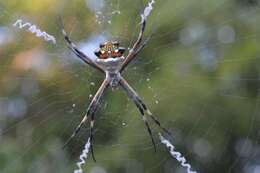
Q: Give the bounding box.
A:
[94,41,125,59]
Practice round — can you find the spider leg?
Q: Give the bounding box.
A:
[120,36,151,72]
[120,78,157,151]
[63,79,109,162]
[120,77,171,134]
[62,114,88,148]
[120,11,147,72]
[135,96,171,136]
[89,112,96,161]
[57,17,104,73]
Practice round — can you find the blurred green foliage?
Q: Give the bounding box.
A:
[0,0,260,173]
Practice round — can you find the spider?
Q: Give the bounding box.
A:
[60,14,170,161]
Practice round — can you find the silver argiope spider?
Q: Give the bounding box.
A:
[60,13,170,161]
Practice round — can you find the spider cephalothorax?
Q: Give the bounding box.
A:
[94,41,125,59]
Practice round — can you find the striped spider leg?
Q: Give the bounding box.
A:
[120,10,147,72]
[119,78,171,152]
[58,17,104,73]
[63,80,109,161]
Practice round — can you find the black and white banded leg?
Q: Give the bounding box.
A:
[58,17,104,73]
[64,80,109,161]
[120,78,170,151]
[120,12,147,72]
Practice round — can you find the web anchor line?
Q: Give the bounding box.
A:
[13,19,56,44]
[74,134,197,173]
[159,133,197,173]
[141,0,155,23]
[74,138,91,173]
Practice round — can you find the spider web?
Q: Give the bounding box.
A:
[0,0,260,173]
